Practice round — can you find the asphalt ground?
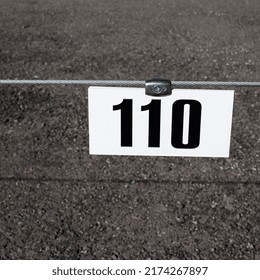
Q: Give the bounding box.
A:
[0,0,259,259]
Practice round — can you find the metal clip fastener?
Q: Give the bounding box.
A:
[145,79,172,96]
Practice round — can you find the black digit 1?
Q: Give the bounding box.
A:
[171,100,201,148]
[113,99,133,147]
[141,100,161,147]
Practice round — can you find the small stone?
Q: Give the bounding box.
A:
[211,201,218,208]
[223,194,234,211]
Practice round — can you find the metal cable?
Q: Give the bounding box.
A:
[172,81,260,87]
[0,80,145,86]
[0,79,260,88]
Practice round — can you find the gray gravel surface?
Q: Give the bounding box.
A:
[0,0,259,259]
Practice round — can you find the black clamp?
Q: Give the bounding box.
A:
[145,78,172,96]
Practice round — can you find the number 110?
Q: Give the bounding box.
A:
[113,99,202,149]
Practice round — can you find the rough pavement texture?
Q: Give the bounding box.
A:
[0,0,259,259]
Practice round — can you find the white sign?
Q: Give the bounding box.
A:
[88,87,234,157]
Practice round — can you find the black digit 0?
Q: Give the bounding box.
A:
[113,99,133,147]
[141,100,161,147]
[171,99,201,148]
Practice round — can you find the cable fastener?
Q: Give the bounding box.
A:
[145,78,172,96]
